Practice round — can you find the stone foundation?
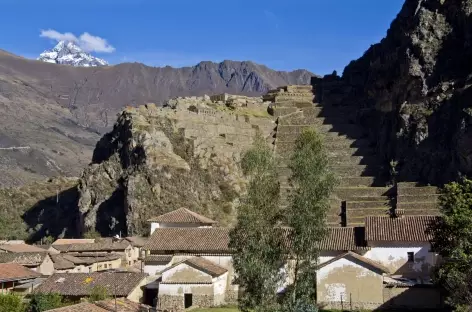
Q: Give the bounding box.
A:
[158,295,184,312]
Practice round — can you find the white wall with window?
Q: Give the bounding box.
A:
[362,242,438,278]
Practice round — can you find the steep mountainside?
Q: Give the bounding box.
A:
[38,41,108,67]
[77,96,274,236]
[316,0,472,185]
[0,49,312,186]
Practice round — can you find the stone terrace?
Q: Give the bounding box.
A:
[269,84,440,226]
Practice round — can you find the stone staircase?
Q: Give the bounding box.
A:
[268,85,440,227]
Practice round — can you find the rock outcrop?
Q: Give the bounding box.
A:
[315,0,472,185]
[78,95,274,236]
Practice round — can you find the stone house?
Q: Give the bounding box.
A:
[123,236,148,267]
[34,271,154,303]
[143,208,237,310]
[158,257,229,311]
[0,252,54,275]
[0,263,42,294]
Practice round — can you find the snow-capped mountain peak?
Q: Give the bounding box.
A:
[38,41,108,67]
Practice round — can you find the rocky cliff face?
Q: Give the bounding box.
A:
[316,0,472,185]
[77,95,275,236]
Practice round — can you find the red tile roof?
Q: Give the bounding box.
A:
[147,208,217,224]
[34,272,147,297]
[320,227,368,250]
[0,263,42,281]
[365,215,439,242]
[46,302,108,312]
[144,227,230,252]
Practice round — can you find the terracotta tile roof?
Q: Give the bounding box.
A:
[0,263,42,281]
[34,272,147,297]
[365,215,439,242]
[46,302,108,312]
[147,207,217,224]
[96,298,153,311]
[278,227,368,251]
[50,255,77,270]
[0,243,47,253]
[144,227,230,252]
[47,299,153,312]
[52,239,96,245]
[159,257,226,283]
[184,257,227,276]
[51,253,122,269]
[320,227,369,250]
[51,241,130,253]
[317,251,391,274]
[144,255,172,264]
[0,252,48,266]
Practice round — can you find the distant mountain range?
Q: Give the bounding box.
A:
[0,48,314,186]
[38,41,108,67]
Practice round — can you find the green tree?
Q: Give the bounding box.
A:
[88,285,109,302]
[283,129,337,307]
[229,134,285,312]
[0,293,25,312]
[83,230,101,239]
[432,178,472,311]
[28,293,64,312]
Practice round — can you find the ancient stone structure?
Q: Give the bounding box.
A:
[269,84,440,226]
[78,94,274,236]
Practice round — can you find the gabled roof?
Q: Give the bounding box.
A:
[34,272,147,297]
[317,251,390,274]
[0,243,47,253]
[365,215,439,242]
[147,207,217,224]
[160,256,227,279]
[52,239,95,245]
[144,227,229,252]
[0,263,42,282]
[0,252,48,266]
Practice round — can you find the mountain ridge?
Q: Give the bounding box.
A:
[0,48,313,187]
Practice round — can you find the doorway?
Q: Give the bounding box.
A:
[184,293,193,308]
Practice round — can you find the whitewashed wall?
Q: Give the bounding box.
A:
[363,243,437,276]
[144,263,171,276]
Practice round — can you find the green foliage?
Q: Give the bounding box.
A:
[28,293,65,312]
[88,285,109,302]
[83,230,101,239]
[284,129,337,305]
[432,177,472,310]
[278,298,319,312]
[229,133,285,312]
[0,293,25,312]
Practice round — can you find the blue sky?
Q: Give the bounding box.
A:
[1,0,404,75]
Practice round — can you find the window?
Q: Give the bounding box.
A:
[407,252,415,262]
[104,264,107,269]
